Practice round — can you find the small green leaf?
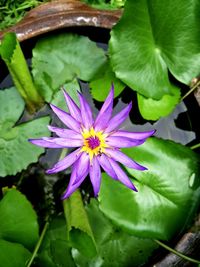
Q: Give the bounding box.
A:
[63,190,97,259]
[90,60,125,101]
[72,199,158,267]
[99,138,200,240]
[32,33,106,102]
[0,239,31,267]
[36,215,75,267]
[0,87,50,177]
[109,0,200,99]
[0,188,39,250]
[137,85,181,120]
[0,32,43,112]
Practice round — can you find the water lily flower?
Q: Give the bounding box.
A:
[29,86,155,199]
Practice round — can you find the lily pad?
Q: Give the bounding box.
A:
[32,33,107,102]
[99,137,200,240]
[0,87,50,177]
[0,188,39,250]
[109,0,200,99]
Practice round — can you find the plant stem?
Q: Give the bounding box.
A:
[190,143,200,150]
[26,219,49,267]
[181,79,200,101]
[154,239,200,264]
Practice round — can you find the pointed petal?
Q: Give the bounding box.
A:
[28,138,64,148]
[106,136,145,148]
[110,130,156,140]
[72,152,90,185]
[89,156,101,197]
[104,102,132,133]
[61,157,89,199]
[46,148,81,174]
[78,92,93,129]
[108,157,138,191]
[50,104,81,132]
[105,148,147,170]
[94,85,114,131]
[97,154,118,180]
[48,126,82,139]
[62,89,81,122]
[40,137,83,148]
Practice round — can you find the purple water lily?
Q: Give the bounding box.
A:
[29,86,155,199]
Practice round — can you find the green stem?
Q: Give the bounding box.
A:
[190,143,200,150]
[181,79,200,101]
[154,239,200,264]
[26,219,49,267]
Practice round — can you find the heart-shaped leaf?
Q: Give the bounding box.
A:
[0,188,39,250]
[0,239,31,267]
[0,87,50,177]
[99,137,200,240]
[32,33,106,102]
[109,0,200,99]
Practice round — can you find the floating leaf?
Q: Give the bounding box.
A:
[0,87,50,177]
[36,215,75,267]
[0,188,39,250]
[90,60,125,101]
[137,85,181,120]
[109,0,200,100]
[63,190,97,259]
[72,199,158,267]
[32,33,106,102]
[99,138,200,240]
[0,239,31,267]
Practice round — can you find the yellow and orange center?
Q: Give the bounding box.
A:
[81,127,108,160]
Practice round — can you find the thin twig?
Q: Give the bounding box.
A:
[190,143,200,150]
[181,79,200,101]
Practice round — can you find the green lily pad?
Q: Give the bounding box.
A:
[0,188,39,250]
[0,239,31,267]
[0,87,50,177]
[99,137,200,240]
[32,33,107,102]
[137,85,181,120]
[109,0,200,100]
[90,60,125,101]
[72,199,158,267]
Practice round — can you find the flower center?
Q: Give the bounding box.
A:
[81,127,108,160]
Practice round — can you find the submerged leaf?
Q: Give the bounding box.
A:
[99,137,200,240]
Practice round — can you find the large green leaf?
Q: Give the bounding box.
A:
[72,199,158,267]
[0,87,50,177]
[36,215,75,267]
[109,0,200,100]
[0,189,39,250]
[0,239,31,267]
[99,137,200,240]
[63,190,97,259]
[32,33,106,102]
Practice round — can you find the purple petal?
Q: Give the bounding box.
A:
[108,157,138,191]
[104,102,132,133]
[48,126,82,139]
[72,152,90,185]
[62,89,81,122]
[97,154,118,180]
[50,104,81,132]
[94,85,114,131]
[110,129,156,140]
[61,156,89,199]
[105,148,147,171]
[89,156,101,196]
[78,92,93,129]
[28,138,65,148]
[106,136,145,148]
[39,137,83,148]
[46,148,81,174]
